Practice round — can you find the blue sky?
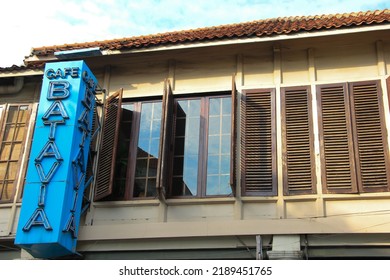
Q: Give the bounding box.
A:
[1,0,389,67]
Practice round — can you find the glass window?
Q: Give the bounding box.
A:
[0,105,31,202]
[170,95,232,197]
[108,100,162,200]
[206,97,231,196]
[134,102,162,197]
[172,99,201,196]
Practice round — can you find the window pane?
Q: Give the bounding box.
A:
[0,163,7,179]
[133,101,162,198]
[173,157,184,176]
[113,102,134,198]
[0,143,11,160]
[222,116,231,134]
[208,135,220,155]
[4,125,15,141]
[134,179,146,197]
[206,97,232,196]
[220,155,230,174]
[146,179,157,197]
[172,177,184,196]
[183,154,198,195]
[174,137,185,155]
[0,105,31,202]
[8,161,17,179]
[10,143,22,160]
[149,138,160,159]
[221,138,230,154]
[222,98,231,115]
[208,116,220,135]
[175,119,186,137]
[207,155,219,174]
[135,158,148,177]
[206,175,219,195]
[188,99,201,117]
[0,181,14,201]
[15,124,26,141]
[172,99,200,196]
[6,107,18,123]
[18,106,29,123]
[209,98,221,116]
[148,158,158,177]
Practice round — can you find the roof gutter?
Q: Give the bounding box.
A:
[0,77,24,94]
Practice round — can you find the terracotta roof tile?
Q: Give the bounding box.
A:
[28,9,389,59]
[0,64,44,73]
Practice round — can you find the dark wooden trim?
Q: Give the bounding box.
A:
[157,79,174,201]
[230,74,237,195]
[125,102,140,200]
[199,97,208,197]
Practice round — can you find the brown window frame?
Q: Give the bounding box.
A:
[317,80,390,194]
[167,92,234,198]
[95,94,163,201]
[0,103,33,203]
[95,79,237,201]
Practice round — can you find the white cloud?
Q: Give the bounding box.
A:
[0,0,388,67]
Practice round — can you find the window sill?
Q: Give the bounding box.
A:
[166,197,236,206]
[92,199,160,208]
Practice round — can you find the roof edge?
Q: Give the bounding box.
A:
[26,9,390,59]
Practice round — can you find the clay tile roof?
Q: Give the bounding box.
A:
[29,9,390,58]
[0,63,45,73]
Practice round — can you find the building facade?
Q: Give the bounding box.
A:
[1,9,390,259]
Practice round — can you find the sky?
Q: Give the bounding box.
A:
[1,0,389,67]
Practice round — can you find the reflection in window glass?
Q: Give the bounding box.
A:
[113,103,134,199]
[133,102,162,197]
[206,97,232,195]
[171,96,232,197]
[172,99,201,196]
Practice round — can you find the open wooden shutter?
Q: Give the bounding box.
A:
[241,89,276,196]
[282,86,316,195]
[349,81,390,193]
[156,80,174,201]
[94,89,123,201]
[230,75,237,195]
[317,84,357,194]
[85,103,100,182]
[387,76,390,96]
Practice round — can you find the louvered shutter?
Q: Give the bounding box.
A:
[349,81,390,193]
[387,76,390,96]
[317,84,357,193]
[94,89,123,201]
[282,87,316,195]
[241,89,277,196]
[85,103,100,194]
[230,75,237,195]
[156,80,173,200]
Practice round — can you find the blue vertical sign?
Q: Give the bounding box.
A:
[15,61,97,258]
